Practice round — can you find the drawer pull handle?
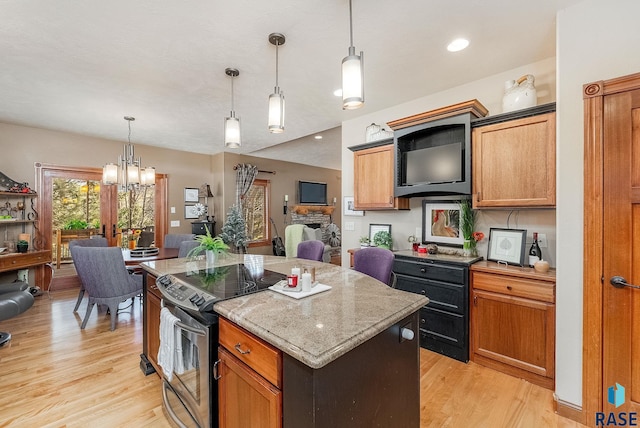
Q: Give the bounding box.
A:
[420,318,425,324]
[506,285,513,291]
[420,290,426,295]
[234,343,251,355]
[420,268,426,273]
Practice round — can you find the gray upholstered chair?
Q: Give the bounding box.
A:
[178,240,203,258]
[0,282,34,346]
[164,233,196,249]
[296,240,325,262]
[137,231,155,247]
[69,237,108,312]
[353,247,396,287]
[70,246,143,331]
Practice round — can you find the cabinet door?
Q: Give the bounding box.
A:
[472,112,555,208]
[470,289,555,387]
[353,144,409,210]
[145,275,162,375]
[218,346,282,428]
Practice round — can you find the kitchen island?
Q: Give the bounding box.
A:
[141,254,428,427]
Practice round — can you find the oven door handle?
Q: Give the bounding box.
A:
[161,299,207,336]
[162,380,190,428]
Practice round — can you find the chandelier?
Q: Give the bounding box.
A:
[102,116,155,190]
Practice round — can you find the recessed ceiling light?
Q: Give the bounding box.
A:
[447,38,469,52]
[333,89,342,97]
[314,135,323,140]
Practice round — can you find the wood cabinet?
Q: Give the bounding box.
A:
[142,273,162,376]
[350,141,409,210]
[469,261,555,389]
[472,105,556,208]
[218,317,282,428]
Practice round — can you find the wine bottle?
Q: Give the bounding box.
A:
[528,232,542,267]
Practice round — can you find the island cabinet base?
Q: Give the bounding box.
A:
[282,312,420,427]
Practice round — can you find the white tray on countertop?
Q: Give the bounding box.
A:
[268,281,332,299]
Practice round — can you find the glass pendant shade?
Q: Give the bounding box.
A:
[342,47,364,110]
[103,163,118,185]
[224,115,241,148]
[268,90,285,133]
[127,164,140,185]
[140,167,156,186]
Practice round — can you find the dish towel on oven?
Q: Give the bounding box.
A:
[158,307,182,381]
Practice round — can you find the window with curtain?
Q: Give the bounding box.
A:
[242,179,270,247]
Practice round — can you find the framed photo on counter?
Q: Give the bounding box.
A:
[487,228,527,266]
[422,201,464,247]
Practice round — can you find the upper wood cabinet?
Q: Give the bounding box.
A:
[472,105,556,208]
[350,141,409,210]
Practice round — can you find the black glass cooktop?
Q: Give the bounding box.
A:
[171,263,286,300]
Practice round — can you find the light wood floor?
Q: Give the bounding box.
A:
[0,288,587,427]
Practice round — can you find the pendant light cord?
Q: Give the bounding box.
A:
[231,74,235,113]
[275,41,280,89]
[349,0,354,48]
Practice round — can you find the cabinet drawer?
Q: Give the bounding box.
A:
[419,307,465,351]
[219,317,282,388]
[0,250,52,271]
[396,273,466,315]
[393,259,466,284]
[471,271,554,303]
[145,274,162,299]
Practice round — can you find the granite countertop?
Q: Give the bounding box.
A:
[142,254,428,370]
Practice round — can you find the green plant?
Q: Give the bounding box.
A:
[188,225,229,258]
[17,239,29,245]
[373,231,392,249]
[359,236,370,245]
[64,219,88,230]
[459,199,476,241]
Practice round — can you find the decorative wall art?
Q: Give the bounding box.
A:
[343,196,364,216]
[422,201,464,246]
[184,205,200,219]
[184,187,199,202]
[487,228,527,266]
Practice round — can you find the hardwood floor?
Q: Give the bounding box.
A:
[0,287,587,427]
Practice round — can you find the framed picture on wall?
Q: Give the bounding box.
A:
[422,201,464,246]
[184,205,199,219]
[184,188,199,202]
[343,196,364,216]
[369,223,391,243]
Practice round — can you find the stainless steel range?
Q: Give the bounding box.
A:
[153,263,286,428]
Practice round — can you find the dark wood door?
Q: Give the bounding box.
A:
[602,88,640,414]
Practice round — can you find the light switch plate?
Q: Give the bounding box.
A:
[537,233,548,248]
[170,206,176,214]
[344,221,355,231]
[170,220,180,227]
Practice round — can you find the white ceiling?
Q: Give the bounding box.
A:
[1,0,580,170]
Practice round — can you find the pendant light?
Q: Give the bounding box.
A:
[268,33,285,133]
[224,68,241,148]
[102,116,155,189]
[342,0,364,110]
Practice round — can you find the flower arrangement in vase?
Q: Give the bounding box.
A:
[459,200,484,257]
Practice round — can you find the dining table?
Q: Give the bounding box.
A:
[121,247,179,266]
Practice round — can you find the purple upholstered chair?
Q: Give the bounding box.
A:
[69,237,108,312]
[353,247,395,287]
[296,240,325,262]
[70,246,143,331]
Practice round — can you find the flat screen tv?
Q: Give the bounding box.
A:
[394,114,472,197]
[298,181,327,205]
